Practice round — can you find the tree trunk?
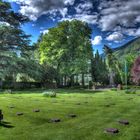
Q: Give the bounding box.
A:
[109,71,115,87]
[0,80,3,89]
[82,73,85,87]
[70,75,74,87]
[64,75,67,86]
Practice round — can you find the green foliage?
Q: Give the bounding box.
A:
[39,20,93,86]
[103,45,123,85]
[0,0,43,84]
[113,38,140,84]
[125,89,137,94]
[120,54,136,84]
[114,37,140,60]
[42,91,56,98]
[110,88,117,91]
[0,0,30,80]
[91,50,108,84]
[4,89,12,94]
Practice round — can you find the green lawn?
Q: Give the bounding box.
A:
[0,89,140,140]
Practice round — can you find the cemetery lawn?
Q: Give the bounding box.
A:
[0,89,140,140]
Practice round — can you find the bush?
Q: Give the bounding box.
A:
[125,89,137,94]
[111,88,117,91]
[4,89,13,94]
[42,91,56,98]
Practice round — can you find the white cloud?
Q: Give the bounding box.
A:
[64,0,75,5]
[0,22,10,26]
[8,0,140,38]
[99,0,140,34]
[61,14,97,24]
[106,32,124,42]
[124,28,140,36]
[10,0,75,21]
[91,36,102,45]
[60,8,68,18]
[40,29,49,35]
[75,1,93,14]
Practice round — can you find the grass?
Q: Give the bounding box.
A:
[0,89,140,140]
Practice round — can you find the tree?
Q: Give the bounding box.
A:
[118,54,136,84]
[103,45,124,86]
[0,0,42,88]
[131,56,140,85]
[39,20,93,87]
[91,50,108,85]
[0,0,30,79]
[103,45,116,86]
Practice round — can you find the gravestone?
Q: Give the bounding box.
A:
[117,84,123,90]
[68,114,77,118]
[76,103,81,105]
[105,128,119,134]
[105,104,110,107]
[16,112,23,116]
[9,106,15,109]
[119,120,129,125]
[92,84,96,90]
[33,109,40,112]
[49,118,61,123]
[128,98,133,100]
[84,102,88,104]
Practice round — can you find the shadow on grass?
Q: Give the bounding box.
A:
[0,121,14,128]
[2,88,104,95]
[55,89,104,94]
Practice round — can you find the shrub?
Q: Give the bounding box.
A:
[125,89,137,94]
[4,89,13,94]
[111,88,117,91]
[42,91,56,98]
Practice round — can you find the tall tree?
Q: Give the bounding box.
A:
[103,45,116,86]
[0,0,30,78]
[0,0,42,88]
[103,45,124,86]
[91,50,108,85]
[39,20,93,87]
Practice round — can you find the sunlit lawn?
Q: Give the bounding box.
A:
[0,89,140,140]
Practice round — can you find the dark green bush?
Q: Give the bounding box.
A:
[111,88,117,91]
[4,89,13,94]
[125,89,137,94]
[42,91,56,98]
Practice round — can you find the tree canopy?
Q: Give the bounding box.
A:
[39,20,93,86]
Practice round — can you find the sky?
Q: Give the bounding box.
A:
[6,0,140,53]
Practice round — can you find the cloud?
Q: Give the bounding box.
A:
[0,22,10,26]
[106,32,124,42]
[123,28,140,36]
[75,1,93,14]
[11,0,75,20]
[64,0,75,5]
[61,14,97,24]
[91,36,102,45]
[99,0,140,35]
[60,8,68,18]
[40,29,49,35]
[9,0,140,38]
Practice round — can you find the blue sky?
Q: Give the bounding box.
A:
[7,0,140,53]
